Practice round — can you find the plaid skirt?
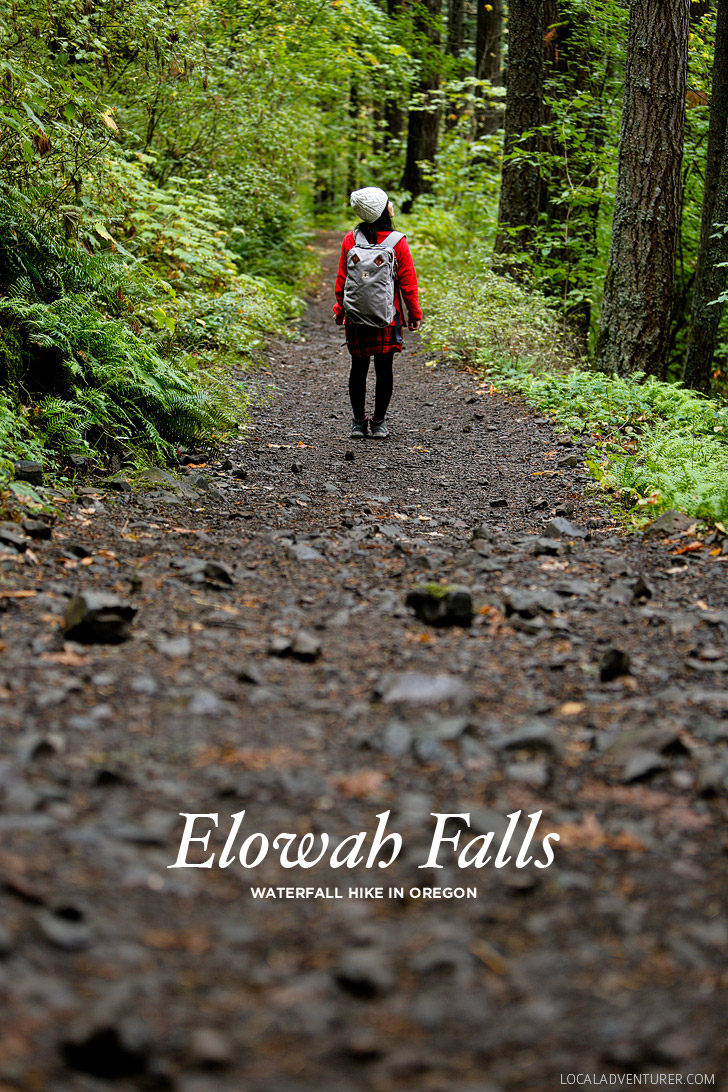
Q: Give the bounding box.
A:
[345,316,403,358]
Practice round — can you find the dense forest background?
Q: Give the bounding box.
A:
[2,0,728,519]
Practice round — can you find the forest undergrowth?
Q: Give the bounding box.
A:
[410,208,728,525]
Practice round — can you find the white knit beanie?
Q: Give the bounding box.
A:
[350,187,388,223]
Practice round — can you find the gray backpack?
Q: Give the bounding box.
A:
[343,229,404,327]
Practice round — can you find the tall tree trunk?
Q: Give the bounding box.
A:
[384,0,404,148]
[401,0,443,211]
[475,0,504,137]
[540,0,602,344]
[684,0,728,392]
[495,0,545,257]
[447,0,464,57]
[595,0,690,378]
[444,0,466,130]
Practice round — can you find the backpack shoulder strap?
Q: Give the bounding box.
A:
[353,228,370,247]
[380,231,404,250]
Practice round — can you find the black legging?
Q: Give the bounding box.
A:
[348,351,394,422]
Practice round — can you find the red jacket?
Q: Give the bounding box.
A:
[333,230,423,325]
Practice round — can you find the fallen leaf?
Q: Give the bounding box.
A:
[470,938,508,975]
[553,813,606,850]
[559,701,585,716]
[0,590,37,599]
[331,770,386,798]
[41,648,87,666]
[671,541,704,555]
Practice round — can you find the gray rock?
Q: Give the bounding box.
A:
[0,523,29,552]
[0,921,13,957]
[698,756,728,796]
[130,674,159,695]
[188,690,225,716]
[643,509,696,537]
[236,661,265,685]
[186,471,210,489]
[37,906,91,950]
[106,474,133,492]
[178,559,235,586]
[61,1007,151,1078]
[269,630,321,662]
[405,583,473,627]
[493,720,563,758]
[139,466,197,497]
[381,721,413,757]
[291,630,322,662]
[543,517,586,540]
[557,454,580,468]
[553,578,597,598]
[14,459,44,485]
[334,949,396,997]
[506,760,550,788]
[632,574,653,601]
[622,751,666,783]
[63,593,137,644]
[600,647,631,682]
[188,1027,233,1069]
[412,715,471,742]
[22,518,52,541]
[287,543,324,562]
[502,587,562,618]
[377,672,474,708]
[533,537,562,556]
[604,725,685,759]
[156,635,192,659]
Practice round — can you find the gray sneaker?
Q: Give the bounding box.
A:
[369,418,389,439]
[350,418,369,439]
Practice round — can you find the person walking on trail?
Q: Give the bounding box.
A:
[334,187,423,440]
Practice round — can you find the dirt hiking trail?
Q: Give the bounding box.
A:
[1,233,728,1091]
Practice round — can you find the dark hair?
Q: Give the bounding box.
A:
[356,203,393,243]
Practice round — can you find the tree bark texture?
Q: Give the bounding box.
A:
[447,0,465,57]
[495,0,545,254]
[684,0,728,392]
[475,0,504,136]
[596,0,690,378]
[402,0,442,211]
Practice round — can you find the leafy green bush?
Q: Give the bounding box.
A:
[1,293,238,459]
[0,184,242,476]
[414,243,564,368]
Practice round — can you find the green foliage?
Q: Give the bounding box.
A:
[0,389,47,491]
[0,186,245,473]
[418,239,728,523]
[0,291,239,459]
[414,237,564,367]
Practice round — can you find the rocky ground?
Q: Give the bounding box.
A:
[1,233,728,1092]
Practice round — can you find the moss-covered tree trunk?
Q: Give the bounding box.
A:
[495,0,545,257]
[475,0,504,137]
[401,0,443,212]
[684,0,728,393]
[596,0,690,378]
